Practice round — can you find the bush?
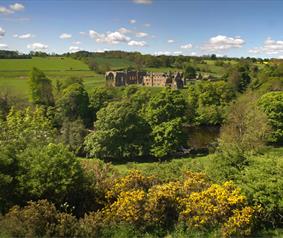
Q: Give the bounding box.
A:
[179,181,256,236]
[237,154,283,227]
[0,200,80,238]
[16,144,83,204]
[258,91,283,144]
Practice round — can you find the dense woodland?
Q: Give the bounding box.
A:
[0,50,283,237]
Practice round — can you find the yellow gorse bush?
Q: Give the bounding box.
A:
[221,206,256,237]
[144,181,182,226]
[106,170,158,201]
[179,181,251,230]
[98,170,256,237]
[103,189,146,225]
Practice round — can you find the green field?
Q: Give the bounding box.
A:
[80,147,283,178]
[0,57,89,71]
[0,57,105,97]
[93,56,134,70]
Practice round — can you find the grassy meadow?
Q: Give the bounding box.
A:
[0,57,105,98]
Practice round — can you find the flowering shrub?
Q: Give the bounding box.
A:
[179,181,254,235]
[221,206,257,237]
[144,181,182,227]
[106,170,158,201]
[0,171,259,237]
[182,171,210,194]
[103,189,146,225]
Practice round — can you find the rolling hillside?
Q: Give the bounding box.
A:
[0,57,105,97]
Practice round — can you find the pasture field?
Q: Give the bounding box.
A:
[93,56,134,70]
[0,57,105,97]
[0,57,89,71]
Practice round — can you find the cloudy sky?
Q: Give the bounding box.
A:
[1,0,283,58]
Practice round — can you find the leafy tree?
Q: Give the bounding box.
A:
[143,88,187,158]
[29,67,54,106]
[258,91,283,144]
[0,107,56,152]
[144,88,186,126]
[184,65,197,79]
[206,93,270,182]
[150,118,185,158]
[56,83,90,127]
[219,93,270,154]
[16,143,82,204]
[60,119,88,155]
[84,101,151,159]
[89,87,114,120]
[124,86,151,112]
[0,146,17,212]
[187,81,235,125]
[227,64,251,92]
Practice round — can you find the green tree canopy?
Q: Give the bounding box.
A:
[187,81,235,125]
[29,67,54,106]
[16,143,82,204]
[258,91,283,144]
[184,65,197,79]
[150,118,185,158]
[84,100,151,159]
[56,83,90,127]
[144,88,186,126]
[89,87,114,120]
[0,107,56,152]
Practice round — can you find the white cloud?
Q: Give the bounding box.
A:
[10,3,24,11]
[144,23,151,27]
[89,30,102,39]
[248,37,283,55]
[118,27,132,34]
[89,30,130,44]
[0,27,5,38]
[129,19,136,24]
[191,52,197,56]
[128,40,147,47]
[202,35,245,52]
[168,39,175,43]
[136,32,148,38]
[14,33,34,39]
[154,51,171,56]
[0,43,8,49]
[69,46,82,53]
[181,43,193,49]
[96,48,110,53]
[27,42,48,51]
[60,33,72,39]
[173,51,182,55]
[79,31,86,35]
[0,6,14,14]
[132,0,152,4]
[73,41,81,45]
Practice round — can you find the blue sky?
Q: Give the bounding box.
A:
[1,0,283,58]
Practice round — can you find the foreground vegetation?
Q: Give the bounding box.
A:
[0,50,283,237]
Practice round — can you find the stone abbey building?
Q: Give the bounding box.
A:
[105,70,185,89]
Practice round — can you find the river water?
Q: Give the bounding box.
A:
[184,126,220,149]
